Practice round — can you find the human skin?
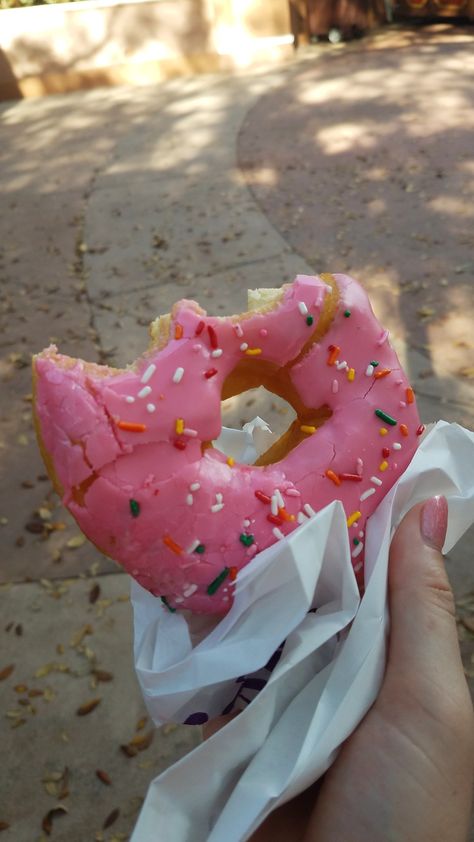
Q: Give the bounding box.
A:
[204,498,474,842]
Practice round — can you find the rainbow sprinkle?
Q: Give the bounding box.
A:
[129,499,140,517]
[375,409,397,426]
[207,568,230,595]
[163,535,183,555]
[347,511,361,528]
[117,420,146,432]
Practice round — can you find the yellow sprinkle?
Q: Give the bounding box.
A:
[379,460,389,472]
[300,425,317,434]
[226,457,235,467]
[347,367,355,382]
[379,427,388,436]
[175,418,184,435]
[347,510,361,528]
[245,348,262,356]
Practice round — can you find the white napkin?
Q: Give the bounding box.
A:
[130,421,474,842]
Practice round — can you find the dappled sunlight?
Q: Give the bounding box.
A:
[316,122,382,155]
[429,196,474,218]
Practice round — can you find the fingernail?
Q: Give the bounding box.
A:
[420,495,448,551]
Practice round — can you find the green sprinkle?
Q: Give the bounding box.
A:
[306,315,314,327]
[375,409,397,426]
[195,544,205,554]
[370,360,379,367]
[161,596,176,612]
[353,538,360,546]
[344,310,351,318]
[239,533,254,547]
[129,499,140,517]
[207,567,230,595]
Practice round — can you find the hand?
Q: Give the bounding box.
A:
[205,498,474,841]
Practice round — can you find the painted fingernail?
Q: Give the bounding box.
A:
[420,495,448,551]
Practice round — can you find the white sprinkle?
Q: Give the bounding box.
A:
[356,458,364,476]
[360,488,376,502]
[285,488,300,497]
[353,560,363,573]
[377,329,389,347]
[395,379,403,386]
[393,442,402,451]
[240,342,248,351]
[186,494,194,506]
[211,503,224,513]
[125,395,135,403]
[298,301,308,315]
[141,363,156,384]
[304,503,316,518]
[399,401,407,408]
[371,476,383,486]
[365,364,374,377]
[138,385,152,398]
[174,596,184,604]
[186,539,200,554]
[234,323,243,338]
[243,519,251,528]
[275,489,284,510]
[190,482,200,491]
[172,366,184,383]
[273,527,284,540]
[297,512,308,524]
[193,344,202,352]
[184,428,198,437]
[146,403,156,413]
[211,349,223,358]
[270,495,278,516]
[336,360,348,370]
[352,542,364,559]
[247,544,257,556]
[332,379,339,394]
[183,584,198,598]
[216,493,223,504]
[359,530,364,538]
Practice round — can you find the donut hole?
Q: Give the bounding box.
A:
[221,387,296,440]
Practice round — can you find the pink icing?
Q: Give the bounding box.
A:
[34,275,421,613]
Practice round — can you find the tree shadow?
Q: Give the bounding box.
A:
[0,47,22,101]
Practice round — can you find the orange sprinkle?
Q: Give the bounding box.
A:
[163,535,182,555]
[379,427,388,436]
[175,418,185,435]
[175,323,184,340]
[117,421,147,432]
[229,566,238,581]
[379,460,389,472]
[245,348,262,356]
[327,345,340,366]
[374,368,391,380]
[406,387,414,404]
[278,507,295,522]
[325,469,341,486]
[227,456,235,467]
[400,423,409,437]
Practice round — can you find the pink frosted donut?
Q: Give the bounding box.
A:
[33,274,422,614]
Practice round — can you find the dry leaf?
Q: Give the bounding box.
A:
[70,624,93,648]
[92,669,113,683]
[14,684,28,693]
[0,822,10,832]
[35,662,69,678]
[120,744,138,758]
[66,534,86,549]
[129,730,154,751]
[89,583,101,604]
[135,716,148,732]
[96,769,112,786]
[76,698,101,716]
[417,306,436,320]
[0,664,14,681]
[103,808,120,829]
[42,804,68,835]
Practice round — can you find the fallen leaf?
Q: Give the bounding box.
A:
[66,534,86,549]
[96,769,112,786]
[417,306,436,320]
[0,664,14,681]
[135,716,148,732]
[103,808,120,829]
[92,669,113,683]
[77,698,101,716]
[120,744,138,758]
[42,804,68,835]
[89,583,101,604]
[0,822,10,832]
[70,624,93,648]
[129,730,154,751]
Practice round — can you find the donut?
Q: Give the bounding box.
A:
[33,273,422,614]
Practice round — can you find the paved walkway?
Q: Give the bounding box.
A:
[1,26,473,841]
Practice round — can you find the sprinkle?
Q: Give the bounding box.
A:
[174,440,187,450]
[271,495,278,516]
[172,367,184,384]
[190,482,200,492]
[416,424,425,436]
[379,427,388,436]
[138,386,152,398]
[375,409,397,426]
[195,544,205,554]
[297,512,308,524]
[215,493,223,504]
[360,488,376,502]
[344,309,351,317]
[229,567,238,581]
[211,503,224,513]
[278,508,295,522]
[347,367,355,382]
[275,489,285,509]
[300,425,316,434]
[332,379,339,394]
[376,329,389,346]
[393,442,402,450]
[227,457,235,467]
[186,539,200,554]
[243,519,251,528]
[371,361,379,367]
[272,527,285,540]
[336,360,348,371]
[255,490,271,504]
[183,584,198,598]
[340,473,363,482]
[207,568,229,595]
[382,447,390,458]
[141,363,156,384]
[285,488,301,497]
[400,424,409,437]
[175,323,183,340]
[356,458,364,476]
[163,535,182,555]
[371,476,383,486]
[117,420,146,432]
[365,365,374,377]
[146,404,156,413]
[240,343,249,351]
[395,379,403,385]
[399,401,407,408]
[245,348,262,356]
[125,396,135,403]
[195,320,205,336]
[306,315,314,326]
[268,513,283,525]
[161,596,176,613]
[406,387,415,404]
[326,470,341,486]
[260,328,268,337]
[353,538,360,546]
[183,427,197,437]
[347,511,361,528]
[193,344,201,352]
[211,349,223,358]
[186,494,193,506]
[175,418,184,435]
[207,325,218,349]
[374,368,391,380]
[239,533,254,547]
[204,368,218,379]
[129,499,140,517]
[234,324,243,338]
[352,542,364,558]
[327,345,340,366]
[379,460,389,472]
[298,301,308,315]
[359,531,364,538]
[304,503,316,518]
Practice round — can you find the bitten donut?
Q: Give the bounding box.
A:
[33,273,422,614]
